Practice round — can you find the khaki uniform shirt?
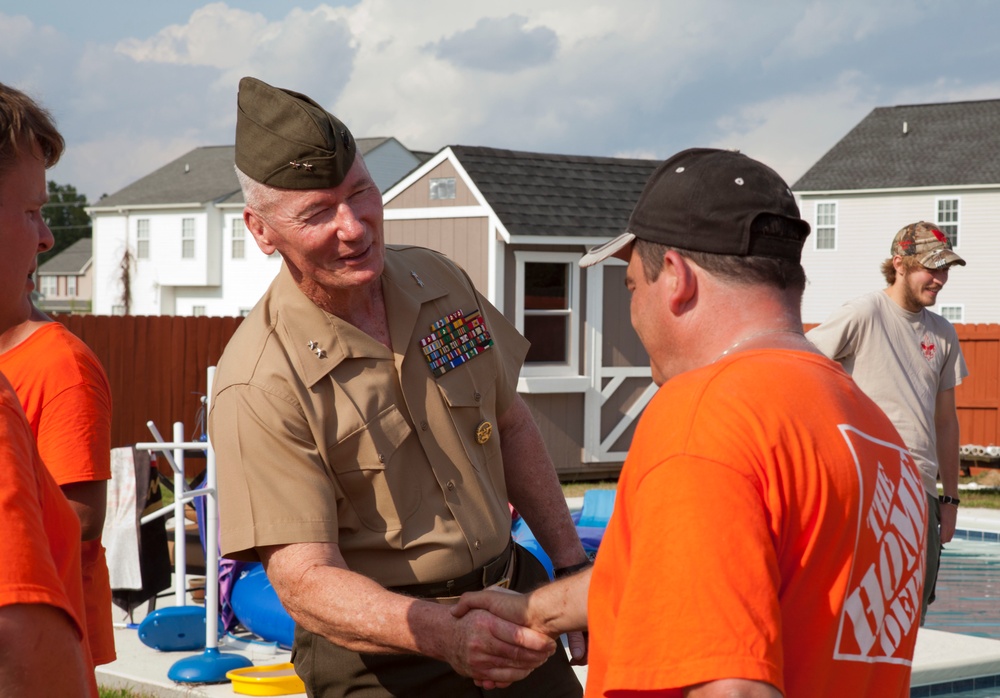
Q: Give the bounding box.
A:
[210,245,528,586]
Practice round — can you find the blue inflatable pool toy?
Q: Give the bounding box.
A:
[230,563,296,649]
[512,489,615,578]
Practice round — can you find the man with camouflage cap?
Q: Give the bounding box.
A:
[808,221,968,623]
[209,77,587,697]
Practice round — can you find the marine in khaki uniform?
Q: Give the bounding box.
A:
[209,76,588,697]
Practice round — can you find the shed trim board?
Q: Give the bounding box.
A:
[582,259,654,463]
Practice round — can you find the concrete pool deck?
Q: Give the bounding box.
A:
[96,506,1000,697]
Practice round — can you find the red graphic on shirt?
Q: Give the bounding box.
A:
[920,333,936,362]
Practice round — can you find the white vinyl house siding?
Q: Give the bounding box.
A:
[799,188,1000,324]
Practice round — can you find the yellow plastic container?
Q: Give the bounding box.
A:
[226,662,305,696]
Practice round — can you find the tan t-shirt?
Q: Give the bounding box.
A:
[210,245,528,586]
[807,290,968,496]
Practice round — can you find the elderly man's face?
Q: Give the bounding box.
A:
[249,156,385,296]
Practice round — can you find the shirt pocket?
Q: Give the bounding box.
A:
[435,359,502,474]
[328,405,419,532]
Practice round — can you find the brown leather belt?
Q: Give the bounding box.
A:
[388,539,514,598]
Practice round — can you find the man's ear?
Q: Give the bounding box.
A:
[662,250,697,315]
[244,208,276,256]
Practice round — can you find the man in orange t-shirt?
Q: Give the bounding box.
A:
[456,149,926,697]
[0,80,100,697]
[0,305,116,666]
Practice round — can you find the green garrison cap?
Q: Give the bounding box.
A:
[235,76,356,189]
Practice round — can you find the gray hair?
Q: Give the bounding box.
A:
[235,164,283,216]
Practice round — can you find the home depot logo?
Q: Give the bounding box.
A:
[834,426,926,665]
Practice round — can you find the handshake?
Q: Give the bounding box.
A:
[438,568,592,690]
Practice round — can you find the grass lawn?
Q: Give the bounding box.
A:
[955,470,1000,509]
[560,479,617,499]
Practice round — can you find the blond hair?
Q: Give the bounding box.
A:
[0,82,64,175]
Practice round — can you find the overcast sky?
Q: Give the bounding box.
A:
[4,0,1000,202]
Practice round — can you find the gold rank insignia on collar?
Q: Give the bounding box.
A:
[419,309,493,377]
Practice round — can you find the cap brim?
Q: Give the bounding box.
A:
[918,248,966,269]
[579,232,636,268]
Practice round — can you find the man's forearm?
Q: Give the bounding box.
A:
[498,397,588,569]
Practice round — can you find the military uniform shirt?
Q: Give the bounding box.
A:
[210,245,529,587]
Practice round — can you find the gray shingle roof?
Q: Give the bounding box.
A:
[94,145,240,208]
[38,238,92,274]
[793,99,1000,192]
[93,139,411,208]
[449,146,659,238]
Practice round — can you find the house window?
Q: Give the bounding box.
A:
[182,218,196,259]
[66,276,77,297]
[39,275,57,297]
[515,252,580,375]
[815,202,837,250]
[939,305,964,322]
[137,219,150,259]
[936,198,959,247]
[429,177,456,200]
[232,219,246,259]
[192,305,206,317]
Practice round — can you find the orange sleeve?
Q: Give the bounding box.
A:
[32,339,113,486]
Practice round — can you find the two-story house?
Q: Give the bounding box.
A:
[795,99,1000,324]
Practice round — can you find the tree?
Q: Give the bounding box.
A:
[39,181,91,262]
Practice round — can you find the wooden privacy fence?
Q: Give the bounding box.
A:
[955,324,1000,447]
[47,316,1000,458]
[52,314,243,450]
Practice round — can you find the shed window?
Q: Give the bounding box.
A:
[515,251,580,377]
[429,177,456,200]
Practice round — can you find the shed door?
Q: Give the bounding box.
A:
[582,262,656,463]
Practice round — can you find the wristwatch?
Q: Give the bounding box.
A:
[939,494,961,506]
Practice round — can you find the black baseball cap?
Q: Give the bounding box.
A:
[235,76,356,189]
[580,148,811,267]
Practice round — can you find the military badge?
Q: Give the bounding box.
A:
[420,309,494,377]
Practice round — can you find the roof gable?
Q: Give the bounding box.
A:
[443,145,659,238]
[39,237,92,274]
[794,99,1000,192]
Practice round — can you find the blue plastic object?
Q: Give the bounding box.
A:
[168,647,253,684]
[577,489,616,528]
[230,563,296,649]
[511,489,616,579]
[138,606,208,652]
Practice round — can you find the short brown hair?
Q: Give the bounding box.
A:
[880,255,924,286]
[0,82,64,176]
[635,214,807,293]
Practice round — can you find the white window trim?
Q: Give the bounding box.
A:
[231,217,246,259]
[182,218,196,259]
[935,196,960,249]
[814,200,838,251]
[514,250,580,378]
[136,219,150,260]
[938,304,965,323]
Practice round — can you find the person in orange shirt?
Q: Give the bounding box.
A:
[0,81,99,696]
[0,302,115,667]
[456,149,927,697]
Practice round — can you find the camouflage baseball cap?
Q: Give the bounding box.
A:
[235,76,356,189]
[890,221,966,269]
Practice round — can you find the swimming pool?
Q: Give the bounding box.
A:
[913,535,1000,697]
[925,536,1000,640]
